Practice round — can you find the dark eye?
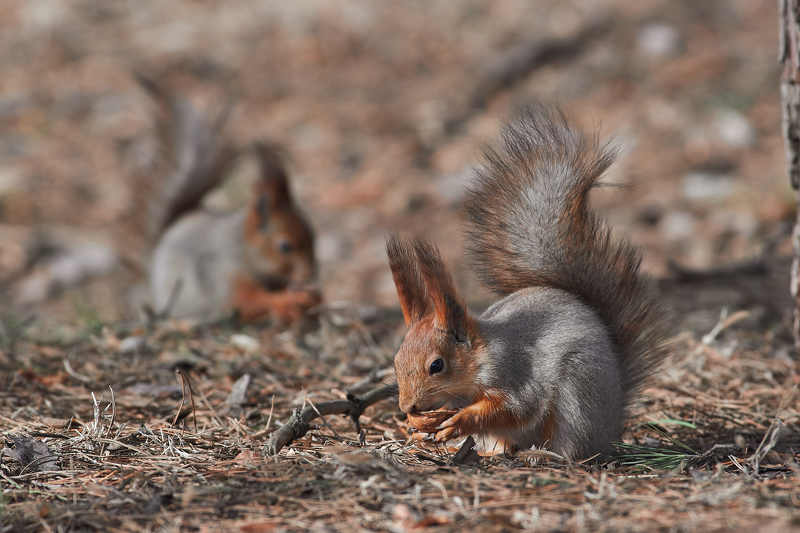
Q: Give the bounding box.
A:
[429,358,444,375]
[277,240,293,254]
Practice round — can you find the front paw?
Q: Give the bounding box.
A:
[433,411,467,442]
[406,409,457,434]
[274,288,322,322]
[289,287,322,309]
[433,425,460,442]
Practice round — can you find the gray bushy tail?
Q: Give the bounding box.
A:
[466,104,667,403]
[136,73,236,237]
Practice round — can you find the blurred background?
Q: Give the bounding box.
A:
[0,0,788,328]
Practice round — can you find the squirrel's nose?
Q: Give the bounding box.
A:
[398,398,418,414]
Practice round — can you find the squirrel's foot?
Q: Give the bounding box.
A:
[272,288,322,323]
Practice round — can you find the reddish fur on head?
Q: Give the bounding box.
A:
[243,142,316,290]
[386,235,483,414]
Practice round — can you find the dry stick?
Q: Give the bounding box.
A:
[747,385,797,474]
[171,370,187,427]
[266,383,398,455]
[172,369,198,432]
[98,386,116,457]
[104,386,116,440]
[665,222,789,282]
[438,14,613,142]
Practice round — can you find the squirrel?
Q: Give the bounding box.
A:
[386,105,667,459]
[139,74,320,323]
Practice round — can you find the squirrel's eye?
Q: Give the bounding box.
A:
[429,358,444,375]
[277,240,293,254]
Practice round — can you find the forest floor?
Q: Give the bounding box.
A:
[1,258,799,531]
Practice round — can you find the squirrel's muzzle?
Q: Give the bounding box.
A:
[398,396,418,414]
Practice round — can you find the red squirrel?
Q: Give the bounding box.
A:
[387,105,667,458]
[139,75,320,323]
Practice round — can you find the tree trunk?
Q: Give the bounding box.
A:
[780,0,800,349]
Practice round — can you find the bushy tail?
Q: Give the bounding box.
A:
[466,104,666,400]
[136,73,237,237]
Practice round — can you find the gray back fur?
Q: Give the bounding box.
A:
[477,287,624,457]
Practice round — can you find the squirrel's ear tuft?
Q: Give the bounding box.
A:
[252,142,292,208]
[412,240,469,342]
[387,235,428,325]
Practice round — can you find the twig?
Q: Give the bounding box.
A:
[666,221,789,283]
[63,359,92,384]
[98,386,116,456]
[701,309,751,345]
[104,385,116,440]
[305,397,341,440]
[747,386,796,474]
[251,395,277,439]
[265,383,397,455]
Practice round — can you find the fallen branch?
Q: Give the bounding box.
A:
[265,383,398,455]
[439,14,613,141]
[665,222,789,283]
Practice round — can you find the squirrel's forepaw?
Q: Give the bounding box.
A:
[433,425,459,442]
[286,288,322,310]
[273,289,322,323]
[433,412,465,442]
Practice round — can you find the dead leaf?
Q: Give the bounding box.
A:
[2,436,59,472]
[225,373,251,415]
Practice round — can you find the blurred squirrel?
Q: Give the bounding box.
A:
[387,105,667,458]
[138,75,319,323]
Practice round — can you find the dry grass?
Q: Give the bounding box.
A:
[1,298,798,532]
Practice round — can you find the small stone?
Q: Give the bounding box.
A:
[638,23,680,59]
[230,334,260,353]
[660,211,695,242]
[712,109,755,148]
[118,336,146,354]
[683,172,736,201]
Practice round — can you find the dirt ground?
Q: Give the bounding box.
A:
[1,1,798,531]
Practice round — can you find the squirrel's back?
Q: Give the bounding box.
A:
[466,105,666,405]
[150,210,246,319]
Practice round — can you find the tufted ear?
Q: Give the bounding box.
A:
[252,142,292,210]
[386,235,428,325]
[412,239,469,343]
